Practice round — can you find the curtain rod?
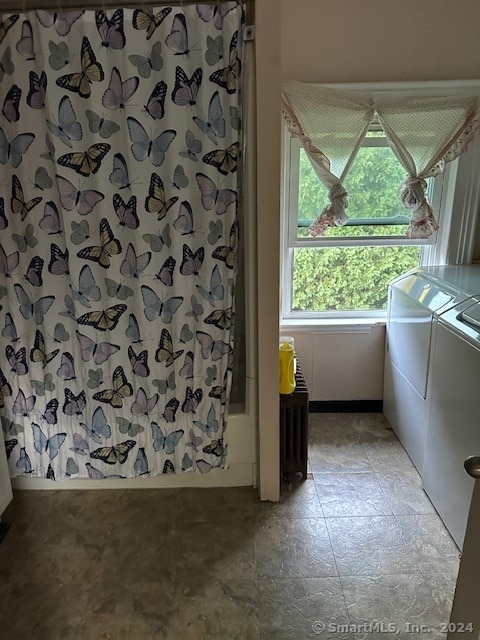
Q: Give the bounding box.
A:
[0,0,252,14]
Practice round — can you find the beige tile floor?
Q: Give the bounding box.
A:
[0,413,460,639]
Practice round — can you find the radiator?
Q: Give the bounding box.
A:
[279,361,309,479]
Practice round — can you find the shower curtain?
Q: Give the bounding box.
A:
[0,3,244,479]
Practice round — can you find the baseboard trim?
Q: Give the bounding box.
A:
[309,400,383,413]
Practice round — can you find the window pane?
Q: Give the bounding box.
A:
[292,245,421,312]
[297,146,413,237]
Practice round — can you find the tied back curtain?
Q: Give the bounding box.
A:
[0,4,244,480]
[282,80,480,238]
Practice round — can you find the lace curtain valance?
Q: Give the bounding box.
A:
[282,80,480,238]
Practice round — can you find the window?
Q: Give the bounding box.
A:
[282,114,452,320]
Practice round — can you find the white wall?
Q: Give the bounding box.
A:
[279,0,480,402]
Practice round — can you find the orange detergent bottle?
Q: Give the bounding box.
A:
[279,336,296,394]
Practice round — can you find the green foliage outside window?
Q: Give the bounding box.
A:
[292,147,422,312]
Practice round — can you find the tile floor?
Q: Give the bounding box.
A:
[0,413,460,639]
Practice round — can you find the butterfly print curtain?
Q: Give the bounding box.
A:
[0,3,243,479]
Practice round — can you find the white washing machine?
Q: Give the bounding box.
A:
[383,265,480,474]
[422,297,480,549]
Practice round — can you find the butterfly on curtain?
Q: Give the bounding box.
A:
[93,365,133,408]
[0,47,13,82]
[155,328,184,367]
[203,142,238,175]
[172,66,202,107]
[128,345,150,377]
[166,13,193,57]
[76,331,120,365]
[90,440,136,465]
[108,154,132,193]
[65,457,80,476]
[30,329,59,368]
[46,96,83,148]
[48,41,71,71]
[79,406,111,444]
[77,304,127,332]
[209,30,241,95]
[63,388,86,416]
[86,110,120,139]
[205,34,223,67]
[14,284,54,324]
[185,294,204,321]
[26,70,47,109]
[196,264,224,307]
[193,403,220,437]
[32,167,53,191]
[69,434,88,456]
[11,176,42,221]
[5,438,18,460]
[212,219,238,269]
[48,243,69,276]
[57,352,76,381]
[132,7,171,40]
[32,423,66,460]
[2,84,21,123]
[193,91,225,144]
[125,313,144,345]
[16,20,35,61]
[181,386,203,414]
[173,200,195,236]
[95,9,125,50]
[143,80,167,120]
[195,172,236,214]
[151,422,184,454]
[162,397,179,423]
[127,117,176,166]
[40,133,55,163]
[0,14,19,45]
[35,10,84,36]
[0,368,12,409]
[179,350,194,380]
[180,244,204,277]
[77,218,121,268]
[24,256,44,287]
[113,193,139,229]
[152,370,176,395]
[204,307,233,331]
[129,41,163,79]
[203,438,224,457]
[117,417,144,437]
[59,294,76,322]
[196,2,237,29]
[2,313,19,343]
[30,372,55,397]
[12,224,38,253]
[1,244,20,279]
[154,256,176,287]
[102,66,139,111]
[185,427,202,452]
[0,127,34,168]
[70,220,90,245]
[140,285,183,323]
[104,278,133,301]
[16,447,33,474]
[145,173,178,219]
[179,129,202,162]
[43,201,66,236]
[196,331,230,361]
[131,387,158,416]
[12,388,36,416]
[57,142,111,177]
[52,322,70,344]
[171,165,188,190]
[120,243,151,279]
[56,36,104,98]
[42,398,59,425]
[70,264,101,308]
[86,462,105,478]
[134,447,149,475]
[56,175,104,215]
[142,224,172,253]
[180,323,193,344]
[6,345,27,375]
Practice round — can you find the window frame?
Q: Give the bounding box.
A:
[280,80,480,323]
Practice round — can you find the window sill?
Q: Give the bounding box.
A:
[280,317,386,333]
